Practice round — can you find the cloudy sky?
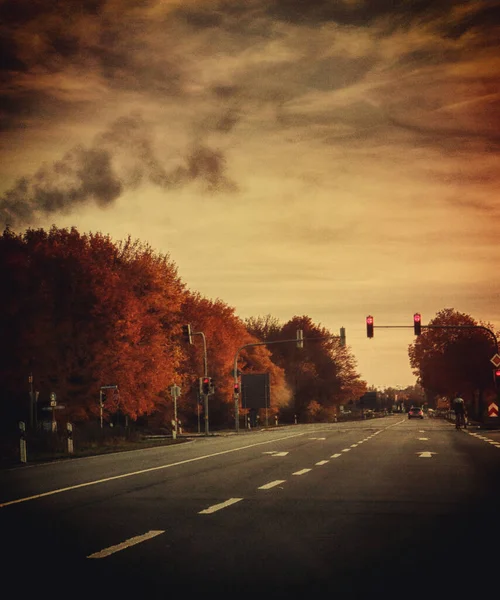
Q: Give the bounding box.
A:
[1,0,499,389]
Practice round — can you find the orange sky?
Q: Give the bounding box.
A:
[1,0,499,388]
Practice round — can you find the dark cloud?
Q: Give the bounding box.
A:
[230,0,455,27]
[0,113,237,228]
[0,146,123,227]
[441,4,500,40]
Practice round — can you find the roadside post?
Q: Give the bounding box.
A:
[67,422,74,454]
[170,385,181,439]
[19,421,27,463]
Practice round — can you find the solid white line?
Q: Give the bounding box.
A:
[87,530,164,559]
[315,460,329,466]
[0,432,307,508]
[198,498,243,514]
[293,469,312,475]
[258,480,286,490]
[330,454,342,458]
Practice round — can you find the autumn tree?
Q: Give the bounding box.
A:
[0,226,186,429]
[408,308,499,417]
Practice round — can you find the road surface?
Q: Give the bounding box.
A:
[1,415,499,597]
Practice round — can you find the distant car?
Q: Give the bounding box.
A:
[408,406,424,419]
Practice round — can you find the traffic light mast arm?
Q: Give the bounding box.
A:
[191,331,208,377]
[424,325,498,354]
[233,334,346,384]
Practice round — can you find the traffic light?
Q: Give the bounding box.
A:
[339,327,346,347]
[202,377,210,395]
[413,313,422,335]
[182,324,193,344]
[234,382,240,396]
[494,369,500,389]
[366,316,374,338]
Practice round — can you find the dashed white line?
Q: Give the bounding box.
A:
[199,498,243,514]
[293,469,312,475]
[341,448,351,453]
[350,444,358,448]
[87,530,164,559]
[258,480,286,490]
[330,454,342,458]
[315,460,329,466]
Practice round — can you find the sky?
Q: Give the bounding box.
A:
[1,0,500,389]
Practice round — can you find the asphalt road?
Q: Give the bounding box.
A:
[1,416,499,598]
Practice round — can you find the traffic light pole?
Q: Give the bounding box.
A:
[233,330,346,432]
[192,331,209,435]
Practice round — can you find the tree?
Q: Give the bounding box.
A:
[0,227,186,427]
[408,308,498,418]
[245,314,366,422]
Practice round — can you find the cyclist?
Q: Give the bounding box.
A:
[452,394,467,429]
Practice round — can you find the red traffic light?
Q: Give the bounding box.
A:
[366,315,374,338]
[413,313,422,335]
[234,383,240,394]
[495,369,500,378]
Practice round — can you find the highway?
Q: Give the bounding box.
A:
[1,415,499,597]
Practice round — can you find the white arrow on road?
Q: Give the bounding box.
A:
[416,451,437,458]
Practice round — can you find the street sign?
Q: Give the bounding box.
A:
[42,405,65,411]
[170,385,181,398]
[487,403,499,418]
[50,392,56,402]
[490,354,500,368]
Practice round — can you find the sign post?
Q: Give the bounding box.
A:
[42,394,65,432]
[99,385,118,429]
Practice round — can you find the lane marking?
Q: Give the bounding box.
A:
[308,437,326,440]
[258,480,286,490]
[330,454,342,458]
[263,451,289,456]
[293,469,312,476]
[350,444,358,448]
[418,437,429,441]
[315,460,329,466]
[341,448,351,453]
[416,452,436,458]
[198,498,243,514]
[87,530,164,559]
[0,432,308,508]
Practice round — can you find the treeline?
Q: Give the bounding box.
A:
[0,226,366,431]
